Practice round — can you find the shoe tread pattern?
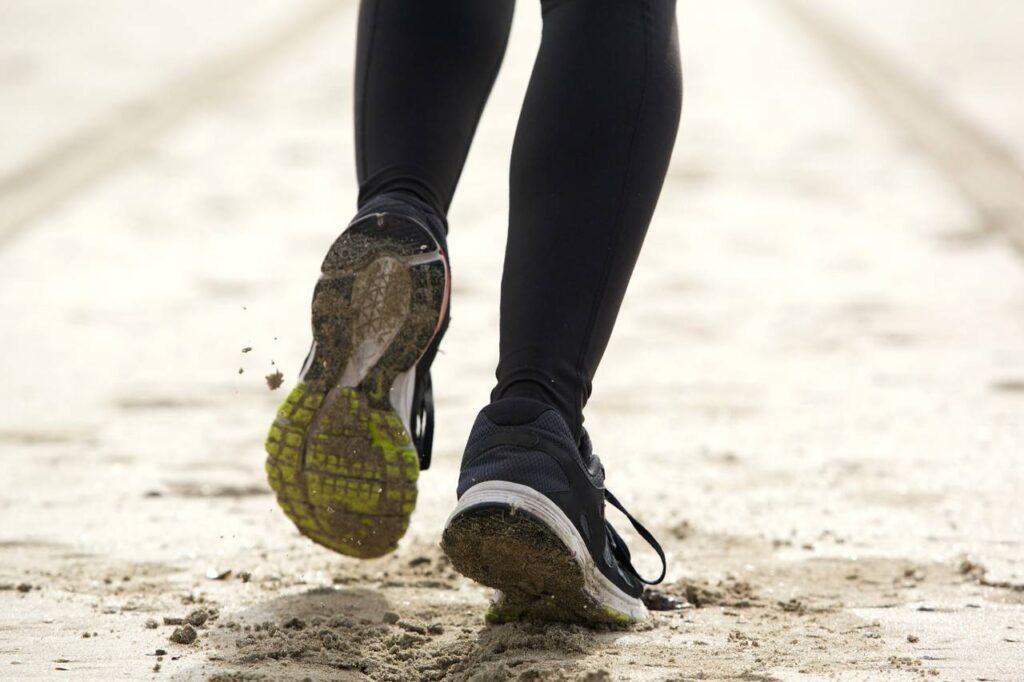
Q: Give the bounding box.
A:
[441,505,632,626]
[265,215,445,558]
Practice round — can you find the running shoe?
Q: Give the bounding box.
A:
[440,397,666,625]
[265,196,450,559]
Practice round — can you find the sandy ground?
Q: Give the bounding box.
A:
[2,1,1023,680]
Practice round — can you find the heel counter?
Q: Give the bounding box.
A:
[457,439,571,498]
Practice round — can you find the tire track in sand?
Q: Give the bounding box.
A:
[778,0,1024,255]
[0,0,348,248]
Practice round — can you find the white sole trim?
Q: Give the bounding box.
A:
[446,480,648,622]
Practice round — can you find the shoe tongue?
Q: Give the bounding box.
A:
[577,430,604,486]
[578,429,594,460]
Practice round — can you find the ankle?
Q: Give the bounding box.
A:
[356,190,448,242]
[490,380,581,440]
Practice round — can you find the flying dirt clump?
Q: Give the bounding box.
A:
[265,370,284,390]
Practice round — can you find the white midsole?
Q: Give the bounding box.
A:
[389,367,416,434]
[446,480,648,621]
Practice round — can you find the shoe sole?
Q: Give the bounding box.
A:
[265,213,448,559]
[441,481,647,626]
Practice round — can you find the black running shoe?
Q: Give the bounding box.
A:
[440,398,666,625]
[265,194,450,559]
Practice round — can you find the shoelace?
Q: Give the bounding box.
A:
[604,489,667,585]
[410,368,434,470]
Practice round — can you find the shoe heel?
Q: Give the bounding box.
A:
[265,213,448,559]
[441,482,646,625]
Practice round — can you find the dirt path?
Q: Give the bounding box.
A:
[1,1,1022,680]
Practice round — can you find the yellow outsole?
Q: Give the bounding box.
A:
[265,383,420,559]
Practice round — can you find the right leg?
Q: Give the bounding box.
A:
[495,0,683,437]
[443,0,681,625]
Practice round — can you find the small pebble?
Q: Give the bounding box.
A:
[185,609,209,627]
[169,625,197,645]
[397,620,427,634]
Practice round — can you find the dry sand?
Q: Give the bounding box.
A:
[1,1,1022,680]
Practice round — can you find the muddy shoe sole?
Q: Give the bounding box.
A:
[265,213,448,559]
[441,481,647,626]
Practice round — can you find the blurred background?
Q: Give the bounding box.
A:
[2,1,1022,680]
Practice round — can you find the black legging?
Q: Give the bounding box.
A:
[355,0,682,438]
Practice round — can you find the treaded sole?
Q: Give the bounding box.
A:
[265,213,447,559]
[441,504,636,627]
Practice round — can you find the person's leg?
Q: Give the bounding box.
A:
[492,0,683,437]
[266,1,515,560]
[355,0,516,223]
[443,2,681,622]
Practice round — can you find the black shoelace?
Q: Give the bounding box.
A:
[410,368,434,470]
[604,489,667,585]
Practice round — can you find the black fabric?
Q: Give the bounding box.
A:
[481,396,553,425]
[355,0,515,217]
[458,399,579,498]
[350,191,449,248]
[355,0,682,437]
